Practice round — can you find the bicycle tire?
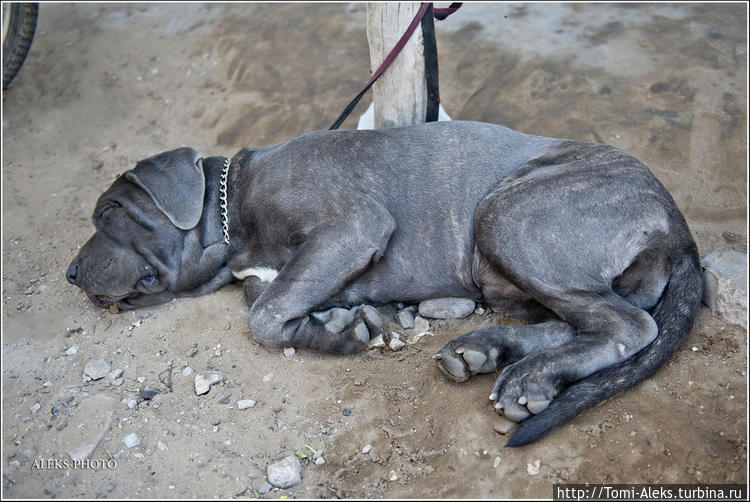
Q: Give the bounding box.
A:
[2,3,38,89]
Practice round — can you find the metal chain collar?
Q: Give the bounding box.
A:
[220,158,231,245]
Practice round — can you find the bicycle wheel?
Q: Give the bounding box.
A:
[2,3,38,89]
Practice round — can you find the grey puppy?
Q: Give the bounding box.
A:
[67,121,702,446]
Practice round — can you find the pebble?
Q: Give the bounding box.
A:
[83,359,110,380]
[283,347,296,358]
[126,399,137,409]
[194,371,223,395]
[218,394,231,405]
[29,403,41,414]
[8,460,20,468]
[266,455,302,488]
[22,449,32,459]
[157,441,168,451]
[257,483,273,495]
[407,316,431,341]
[58,394,114,461]
[181,366,193,376]
[342,408,352,416]
[108,369,123,380]
[389,333,405,351]
[65,345,78,356]
[527,459,541,475]
[111,378,123,387]
[136,377,146,384]
[122,433,140,448]
[701,247,747,329]
[396,310,415,329]
[493,417,516,435]
[262,372,274,382]
[368,334,385,348]
[475,305,486,315]
[108,304,119,314]
[314,457,325,465]
[362,444,372,454]
[237,400,256,410]
[418,297,475,319]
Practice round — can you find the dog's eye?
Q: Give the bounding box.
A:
[100,201,121,217]
[138,272,157,287]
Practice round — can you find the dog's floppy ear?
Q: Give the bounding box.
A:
[125,147,205,230]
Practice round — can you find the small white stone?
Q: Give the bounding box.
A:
[237,400,256,410]
[362,444,372,454]
[126,399,137,409]
[136,377,146,384]
[181,366,193,376]
[389,333,405,351]
[396,310,414,329]
[83,359,110,380]
[283,347,296,358]
[122,433,140,448]
[368,334,385,348]
[108,369,123,380]
[692,346,699,352]
[266,455,302,488]
[157,441,168,451]
[314,457,325,465]
[30,403,41,414]
[65,346,78,356]
[527,460,541,475]
[262,372,274,382]
[194,371,222,395]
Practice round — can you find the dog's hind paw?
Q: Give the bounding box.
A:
[490,356,558,422]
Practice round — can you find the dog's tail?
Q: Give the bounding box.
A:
[505,244,703,447]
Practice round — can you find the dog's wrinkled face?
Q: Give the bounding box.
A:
[67,148,209,310]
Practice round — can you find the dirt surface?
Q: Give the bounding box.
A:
[2,3,747,499]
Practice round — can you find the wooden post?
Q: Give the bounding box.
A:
[366,3,427,129]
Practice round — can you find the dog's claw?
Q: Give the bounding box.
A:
[526,399,550,414]
[462,349,488,371]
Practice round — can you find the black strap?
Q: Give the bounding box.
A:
[422,3,440,122]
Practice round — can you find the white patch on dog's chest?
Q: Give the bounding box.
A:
[232,266,279,282]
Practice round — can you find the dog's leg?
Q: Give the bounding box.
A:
[470,146,673,422]
[433,321,575,382]
[246,206,396,354]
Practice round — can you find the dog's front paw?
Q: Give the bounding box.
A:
[310,305,383,354]
[433,330,503,382]
[490,355,559,422]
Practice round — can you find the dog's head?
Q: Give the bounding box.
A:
[66,148,228,310]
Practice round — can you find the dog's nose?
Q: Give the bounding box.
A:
[66,262,79,285]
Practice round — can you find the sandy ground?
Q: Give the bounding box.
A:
[2,3,747,499]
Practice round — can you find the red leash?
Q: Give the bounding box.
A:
[329,3,461,130]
